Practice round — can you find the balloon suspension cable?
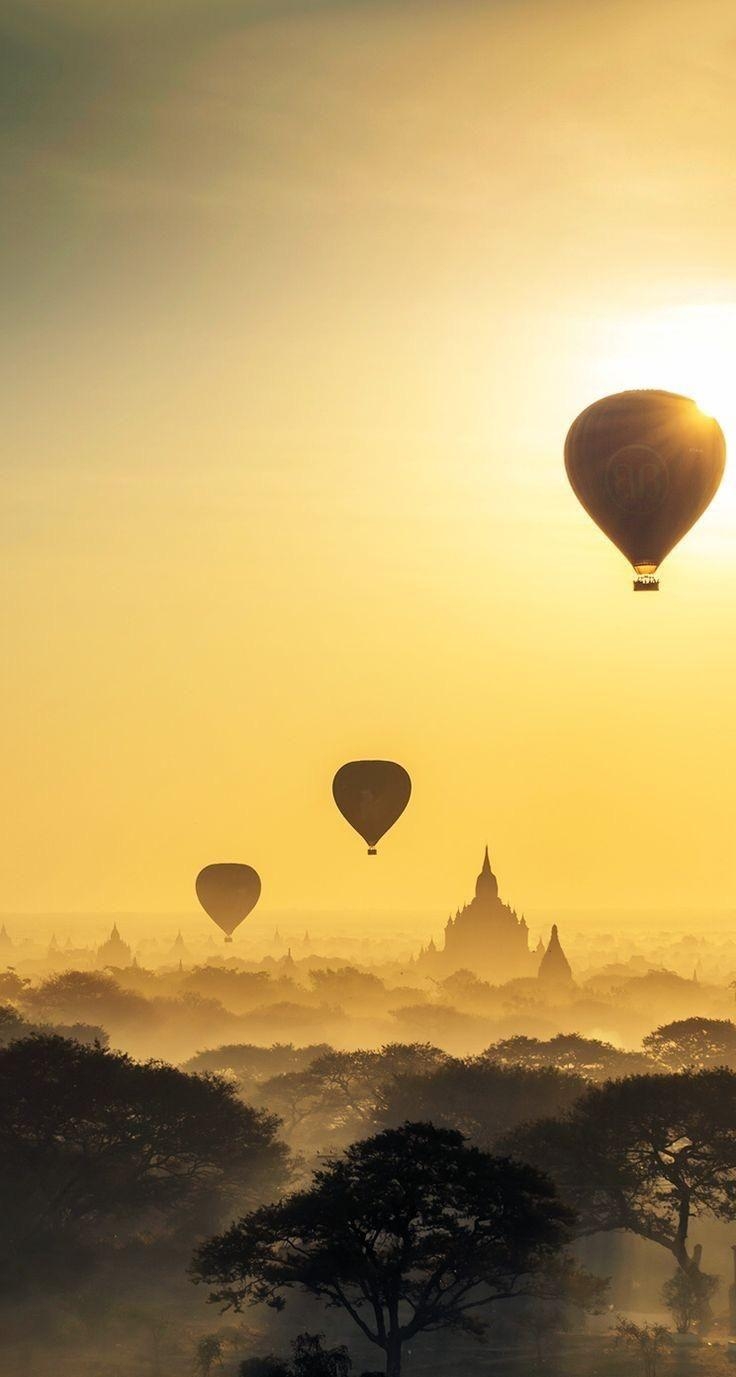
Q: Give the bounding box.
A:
[367,847,377,856]
[633,575,659,591]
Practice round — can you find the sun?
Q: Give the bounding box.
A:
[594,303,736,448]
[583,301,736,549]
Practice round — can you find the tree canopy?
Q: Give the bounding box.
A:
[193,1120,604,1377]
[503,1068,736,1271]
[377,1060,584,1148]
[643,1018,736,1072]
[0,1034,288,1296]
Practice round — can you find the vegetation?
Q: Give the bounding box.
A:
[503,1069,736,1272]
[193,1121,605,1377]
[0,1034,288,1300]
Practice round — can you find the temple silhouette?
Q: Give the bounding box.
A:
[416,847,572,984]
[96,923,132,968]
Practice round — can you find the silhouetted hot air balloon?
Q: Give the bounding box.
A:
[332,760,412,855]
[195,863,261,943]
[564,390,725,589]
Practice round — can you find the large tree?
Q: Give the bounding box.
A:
[643,1019,736,1073]
[257,1044,448,1149]
[483,1033,653,1080]
[0,1034,288,1295]
[376,1061,584,1149]
[192,1121,604,1377]
[503,1068,736,1272]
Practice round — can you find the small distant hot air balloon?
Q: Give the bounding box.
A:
[564,390,725,589]
[332,760,411,855]
[195,863,261,943]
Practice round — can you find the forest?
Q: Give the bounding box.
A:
[4,955,736,1377]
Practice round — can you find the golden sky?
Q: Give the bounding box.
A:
[3,0,736,923]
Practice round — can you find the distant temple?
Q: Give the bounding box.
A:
[416,848,572,985]
[538,923,573,986]
[167,930,191,964]
[97,923,132,968]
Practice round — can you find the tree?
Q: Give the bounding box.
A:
[643,1018,736,1072]
[0,1003,107,1049]
[239,1359,291,1377]
[512,1298,574,1369]
[290,1333,351,1377]
[503,1069,736,1273]
[614,1319,671,1377]
[0,1034,288,1296]
[377,1061,584,1149]
[195,1335,225,1377]
[662,1262,719,1334]
[239,1334,349,1377]
[19,970,152,1039]
[257,1044,447,1149]
[484,1033,653,1080]
[192,1121,605,1377]
[184,1043,332,1095]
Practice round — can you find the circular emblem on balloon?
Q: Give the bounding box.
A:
[605,445,669,514]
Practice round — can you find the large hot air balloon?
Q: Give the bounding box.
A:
[332,760,411,855]
[564,390,725,589]
[195,863,261,943]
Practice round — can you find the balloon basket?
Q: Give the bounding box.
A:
[633,576,659,591]
[224,936,233,943]
[367,848,377,856]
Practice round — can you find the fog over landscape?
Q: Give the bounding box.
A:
[6,0,736,1374]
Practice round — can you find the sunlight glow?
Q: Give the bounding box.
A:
[594,304,736,447]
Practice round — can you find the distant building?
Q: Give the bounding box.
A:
[0,924,13,957]
[97,923,132,968]
[417,848,534,981]
[416,848,572,985]
[167,930,191,964]
[537,923,574,986]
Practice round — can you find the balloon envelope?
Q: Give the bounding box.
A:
[332,760,412,854]
[564,390,725,585]
[195,863,261,940]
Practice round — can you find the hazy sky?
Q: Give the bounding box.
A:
[4,0,736,923]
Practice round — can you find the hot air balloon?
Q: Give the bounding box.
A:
[564,390,725,589]
[195,863,261,943]
[332,760,411,855]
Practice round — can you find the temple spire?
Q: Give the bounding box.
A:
[538,924,573,985]
[475,845,498,901]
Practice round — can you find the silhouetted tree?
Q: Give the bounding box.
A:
[195,1335,225,1377]
[377,1061,584,1148]
[309,968,385,1008]
[184,1043,332,1093]
[643,1018,736,1072]
[239,1358,291,1377]
[0,1003,106,1048]
[0,1034,288,1296]
[257,1045,447,1147]
[192,1121,605,1377]
[614,1318,671,1377]
[662,1264,719,1334]
[484,1033,653,1080]
[20,969,151,1031]
[239,1334,349,1377]
[290,1333,351,1377]
[504,1069,736,1272]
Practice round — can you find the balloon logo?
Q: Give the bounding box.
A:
[195,863,261,943]
[565,390,725,589]
[605,445,669,514]
[332,760,412,855]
